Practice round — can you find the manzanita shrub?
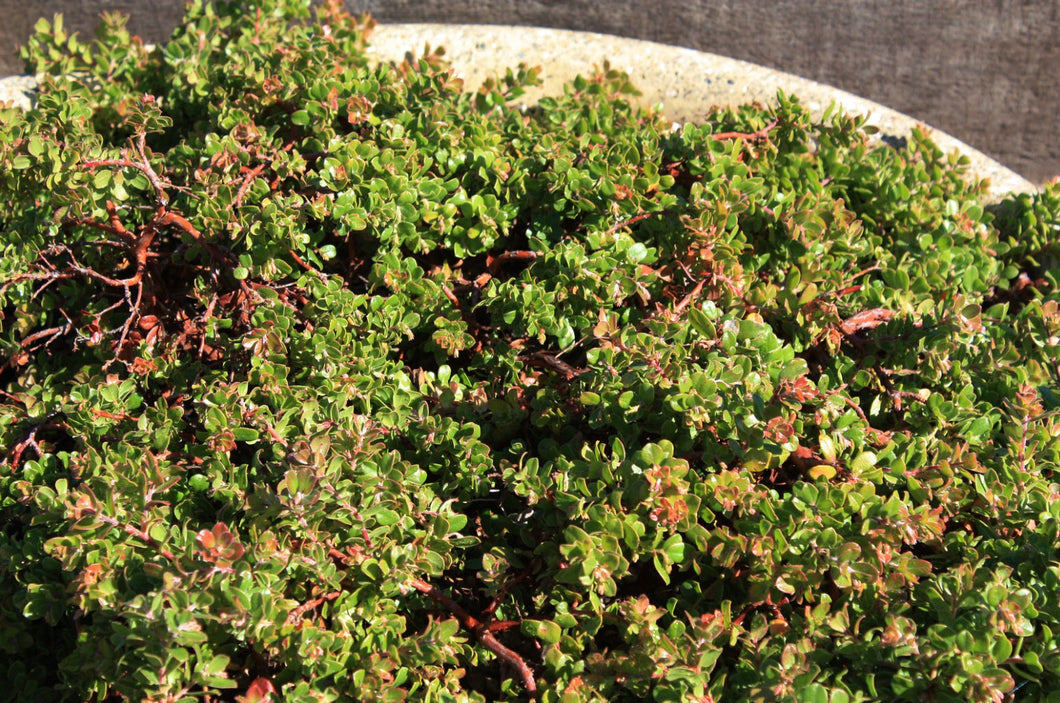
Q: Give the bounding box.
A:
[1,1,1059,700]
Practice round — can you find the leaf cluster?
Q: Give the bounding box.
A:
[1,1,1059,701]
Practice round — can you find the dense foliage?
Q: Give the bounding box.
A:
[1,1,1059,700]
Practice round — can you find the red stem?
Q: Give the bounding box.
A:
[408,577,537,698]
[285,591,342,626]
[488,250,537,275]
[711,119,779,142]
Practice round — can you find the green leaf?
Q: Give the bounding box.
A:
[435,618,461,641]
[808,464,836,480]
[849,452,877,475]
[202,654,230,676]
[799,684,829,703]
[653,553,671,585]
[688,306,716,338]
[627,242,648,263]
[661,534,686,564]
[906,559,932,577]
[232,427,259,442]
[367,507,400,526]
[964,416,992,441]
[522,619,562,644]
[4,5,1057,698]
[830,689,851,703]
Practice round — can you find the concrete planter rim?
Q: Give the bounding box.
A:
[0,21,1036,202]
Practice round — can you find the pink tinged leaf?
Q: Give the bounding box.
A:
[243,677,277,703]
[839,308,896,335]
[196,528,216,549]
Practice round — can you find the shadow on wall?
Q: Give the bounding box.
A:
[0,0,1056,184]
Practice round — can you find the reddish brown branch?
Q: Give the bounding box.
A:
[84,157,169,206]
[839,308,896,337]
[4,420,66,470]
[65,211,136,245]
[524,350,583,381]
[90,408,134,421]
[96,513,178,562]
[440,283,461,308]
[408,577,537,698]
[235,164,267,209]
[287,248,325,278]
[83,129,172,205]
[16,324,70,352]
[603,211,658,236]
[711,119,779,142]
[156,210,202,244]
[843,264,881,287]
[485,620,521,633]
[836,392,871,425]
[487,250,537,275]
[285,591,342,626]
[873,363,923,413]
[151,207,234,267]
[672,278,706,315]
[482,571,528,619]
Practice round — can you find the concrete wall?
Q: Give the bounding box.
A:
[1,0,1056,184]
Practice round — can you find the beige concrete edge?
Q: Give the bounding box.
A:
[369,24,1036,202]
[1,23,1037,201]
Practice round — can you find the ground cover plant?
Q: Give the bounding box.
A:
[1,0,1059,700]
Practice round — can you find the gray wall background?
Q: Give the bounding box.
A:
[1,1,1056,184]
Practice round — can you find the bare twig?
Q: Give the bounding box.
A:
[13,324,69,353]
[106,282,144,369]
[4,419,67,470]
[408,577,538,698]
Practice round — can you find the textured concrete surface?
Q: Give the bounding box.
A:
[1,1,1056,184]
[2,24,1034,201]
